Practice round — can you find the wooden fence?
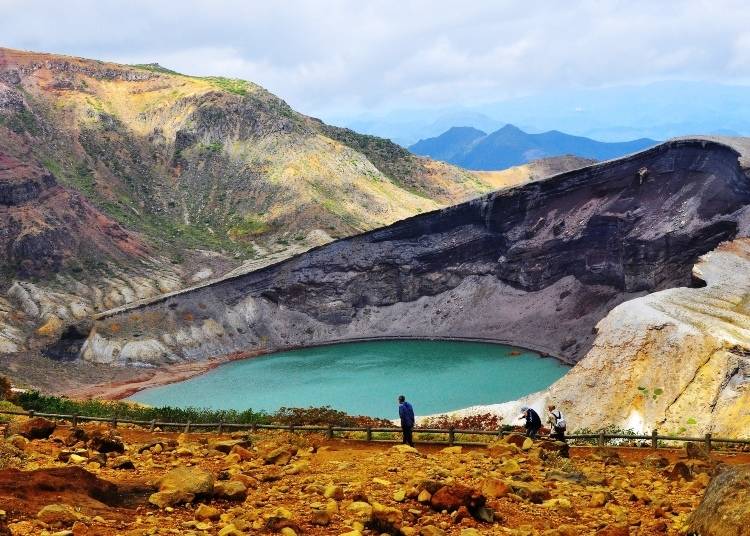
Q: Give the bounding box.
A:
[2,409,749,451]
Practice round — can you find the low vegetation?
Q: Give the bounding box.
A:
[8,389,391,428]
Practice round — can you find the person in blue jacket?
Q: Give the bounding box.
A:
[398,395,415,447]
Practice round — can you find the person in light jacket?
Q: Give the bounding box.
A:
[398,395,415,447]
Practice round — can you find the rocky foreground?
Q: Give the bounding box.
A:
[0,416,744,535]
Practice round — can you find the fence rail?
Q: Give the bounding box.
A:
[3,409,750,451]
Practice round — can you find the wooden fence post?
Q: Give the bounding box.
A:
[184,420,191,434]
[704,433,712,452]
[111,416,118,429]
[449,427,455,446]
[218,421,224,435]
[72,414,78,428]
[597,431,605,447]
[366,427,372,442]
[27,410,35,418]
[651,429,658,449]
[327,424,334,439]
[149,419,156,432]
[252,423,258,433]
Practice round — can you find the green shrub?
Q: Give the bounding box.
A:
[15,391,269,425]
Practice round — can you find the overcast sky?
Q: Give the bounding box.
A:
[1,0,749,121]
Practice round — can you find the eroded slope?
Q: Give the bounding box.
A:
[83,140,750,371]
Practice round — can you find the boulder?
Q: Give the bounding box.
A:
[208,438,250,454]
[158,466,214,497]
[62,428,88,447]
[536,440,569,458]
[686,464,750,535]
[496,459,521,475]
[506,481,552,503]
[486,441,520,458]
[264,446,296,465]
[430,484,486,515]
[370,501,403,532]
[36,504,80,526]
[87,431,124,454]
[662,461,692,481]
[148,489,195,508]
[17,417,56,440]
[504,433,527,448]
[230,445,254,461]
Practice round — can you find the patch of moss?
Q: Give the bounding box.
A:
[131,63,184,76]
[228,215,269,239]
[204,77,252,96]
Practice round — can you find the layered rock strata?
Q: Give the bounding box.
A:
[464,237,750,437]
[83,139,750,371]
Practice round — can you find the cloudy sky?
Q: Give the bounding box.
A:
[2,0,749,128]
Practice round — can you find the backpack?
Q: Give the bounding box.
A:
[554,411,566,430]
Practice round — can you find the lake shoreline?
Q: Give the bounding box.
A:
[63,336,569,403]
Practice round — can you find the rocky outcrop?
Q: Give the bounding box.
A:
[686,464,750,535]
[83,139,750,368]
[447,237,750,436]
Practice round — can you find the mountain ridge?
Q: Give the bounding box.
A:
[410,124,657,170]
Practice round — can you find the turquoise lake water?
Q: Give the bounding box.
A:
[128,340,569,418]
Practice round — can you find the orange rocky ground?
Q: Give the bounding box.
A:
[0,418,737,536]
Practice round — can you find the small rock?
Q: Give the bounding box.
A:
[214,480,247,501]
[430,484,486,514]
[441,446,462,454]
[111,456,135,470]
[324,484,344,500]
[68,454,88,464]
[371,501,402,530]
[217,524,244,536]
[195,503,221,521]
[7,435,29,450]
[346,501,373,523]
[148,490,195,508]
[390,444,419,454]
[420,526,446,536]
[481,478,510,498]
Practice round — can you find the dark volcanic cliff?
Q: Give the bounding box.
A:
[83,139,750,365]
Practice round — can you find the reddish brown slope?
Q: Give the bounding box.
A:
[0,152,147,277]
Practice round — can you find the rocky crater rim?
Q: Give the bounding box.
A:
[93,137,742,320]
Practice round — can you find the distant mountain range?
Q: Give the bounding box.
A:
[409,125,658,170]
[332,81,750,146]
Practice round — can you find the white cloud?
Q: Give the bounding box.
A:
[1,0,749,120]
